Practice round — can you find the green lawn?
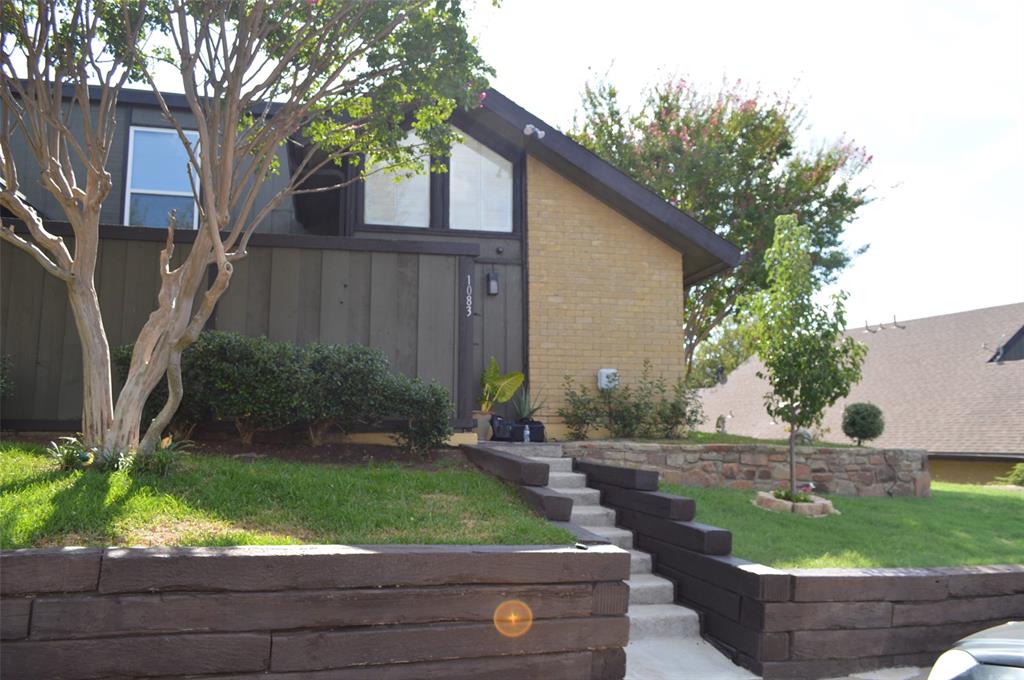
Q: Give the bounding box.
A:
[661,481,1024,568]
[668,431,854,448]
[0,442,573,549]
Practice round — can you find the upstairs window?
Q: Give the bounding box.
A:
[449,129,513,232]
[358,127,516,234]
[362,133,430,228]
[124,127,200,229]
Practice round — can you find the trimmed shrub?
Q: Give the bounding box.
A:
[301,344,393,446]
[842,402,885,446]
[201,333,306,445]
[116,332,455,451]
[389,375,454,455]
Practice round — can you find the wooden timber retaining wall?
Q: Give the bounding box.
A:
[570,458,1024,680]
[0,544,630,680]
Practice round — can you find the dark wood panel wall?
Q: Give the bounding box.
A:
[1,233,524,428]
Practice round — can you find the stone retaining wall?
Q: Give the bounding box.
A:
[0,544,630,680]
[565,441,930,496]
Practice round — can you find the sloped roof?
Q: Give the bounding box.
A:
[700,303,1024,455]
[470,89,743,286]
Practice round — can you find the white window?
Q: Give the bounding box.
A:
[124,127,200,228]
[363,132,430,228]
[449,127,512,232]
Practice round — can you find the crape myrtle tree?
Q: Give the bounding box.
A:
[571,78,872,376]
[747,215,866,495]
[0,0,489,458]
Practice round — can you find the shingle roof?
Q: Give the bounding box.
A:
[699,303,1024,455]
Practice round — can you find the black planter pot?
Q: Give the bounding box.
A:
[489,414,514,442]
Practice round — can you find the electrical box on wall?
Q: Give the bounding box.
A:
[596,368,618,390]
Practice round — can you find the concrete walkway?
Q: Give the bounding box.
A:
[623,637,759,679]
[826,667,928,680]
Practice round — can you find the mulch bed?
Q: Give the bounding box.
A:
[3,428,469,472]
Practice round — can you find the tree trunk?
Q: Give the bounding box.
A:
[66,277,114,449]
[788,426,797,496]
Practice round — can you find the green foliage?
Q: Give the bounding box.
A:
[558,376,602,440]
[841,402,885,446]
[996,463,1024,487]
[687,319,756,388]
[197,334,306,445]
[655,379,706,438]
[129,437,189,477]
[512,387,546,422]
[559,363,705,440]
[772,487,813,503]
[301,344,393,445]
[116,332,455,451]
[0,355,12,398]
[748,216,866,430]
[478,356,524,412]
[571,78,872,372]
[46,436,97,472]
[747,216,866,492]
[390,376,454,456]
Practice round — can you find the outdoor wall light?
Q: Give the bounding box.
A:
[486,272,499,295]
[523,123,546,140]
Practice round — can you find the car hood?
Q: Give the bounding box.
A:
[956,621,1024,668]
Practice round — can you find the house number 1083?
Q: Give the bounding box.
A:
[465,275,473,317]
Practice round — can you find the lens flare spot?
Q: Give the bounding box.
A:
[493,599,533,638]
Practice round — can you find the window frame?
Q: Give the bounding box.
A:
[353,124,523,238]
[123,125,200,230]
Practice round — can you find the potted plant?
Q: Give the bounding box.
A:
[511,388,546,442]
[475,357,524,442]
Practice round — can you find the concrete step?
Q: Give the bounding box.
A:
[547,471,587,489]
[630,550,652,574]
[627,573,675,605]
[554,487,601,506]
[625,637,759,679]
[528,456,573,472]
[628,604,700,641]
[580,525,633,550]
[487,442,564,458]
[569,505,617,527]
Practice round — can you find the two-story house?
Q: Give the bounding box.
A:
[0,87,741,438]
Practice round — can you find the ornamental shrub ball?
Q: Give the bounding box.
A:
[842,402,885,446]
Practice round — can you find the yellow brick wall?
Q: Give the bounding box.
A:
[527,156,686,439]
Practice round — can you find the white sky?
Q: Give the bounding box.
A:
[467,0,1024,325]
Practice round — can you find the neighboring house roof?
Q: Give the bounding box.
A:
[699,303,1024,455]
[474,89,743,286]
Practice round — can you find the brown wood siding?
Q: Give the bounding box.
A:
[1,235,485,426]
